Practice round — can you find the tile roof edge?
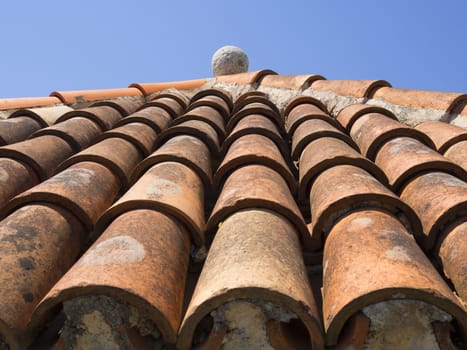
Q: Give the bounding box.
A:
[50,87,143,104]
[0,96,62,111]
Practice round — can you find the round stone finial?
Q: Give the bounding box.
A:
[211,45,249,77]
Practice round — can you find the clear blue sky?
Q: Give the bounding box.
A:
[1,0,466,98]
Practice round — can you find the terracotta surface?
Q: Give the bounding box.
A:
[215,134,296,193]
[233,90,266,105]
[0,204,85,349]
[285,102,340,135]
[375,137,467,192]
[215,69,277,85]
[141,96,185,119]
[97,122,157,156]
[291,119,357,160]
[227,102,283,136]
[190,88,233,118]
[32,210,191,344]
[171,106,226,140]
[0,158,39,209]
[149,90,189,109]
[310,165,421,248]
[56,106,122,131]
[298,137,388,203]
[260,74,325,90]
[98,162,205,246]
[444,140,467,171]
[129,78,207,96]
[400,172,467,251]
[284,95,328,117]
[50,88,142,104]
[326,313,370,350]
[116,106,172,133]
[90,98,144,117]
[311,79,391,98]
[222,113,288,158]
[178,209,323,350]
[0,96,62,110]
[131,135,212,188]
[372,87,467,113]
[155,120,220,157]
[322,210,466,346]
[439,221,467,302]
[9,106,74,126]
[0,117,42,146]
[56,138,142,190]
[207,164,313,250]
[0,135,74,180]
[415,121,467,153]
[30,117,102,152]
[232,95,280,116]
[336,103,398,131]
[350,112,436,160]
[2,162,121,231]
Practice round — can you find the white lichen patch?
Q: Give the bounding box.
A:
[147,177,181,198]
[362,299,452,350]
[63,295,162,350]
[384,245,412,263]
[210,300,298,350]
[79,235,145,266]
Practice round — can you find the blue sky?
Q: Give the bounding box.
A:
[1,1,466,98]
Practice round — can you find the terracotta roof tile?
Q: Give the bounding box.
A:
[30,117,102,152]
[99,161,205,247]
[50,87,143,104]
[116,106,172,133]
[1,161,120,231]
[311,79,391,98]
[228,101,283,134]
[322,210,466,346]
[222,113,288,158]
[298,137,388,203]
[129,78,207,96]
[178,209,323,350]
[439,221,467,302]
[444,140,467,171]
[148,90,190,109]
[310,164,421,249]
[232,94,281,116]
[233,90,267,105]
[56,106,122,131]
[349,112,435,160]
[400,172,467,251]
[207,164,313,250]
[8,105,74,127]
[0,158,39,209]
[56,137,143,190]
[336,103,397,132]
[215,69,277,85]
[0,135,74,180]
[172,106,226,140]
[0,117,43,146]
[190,88,233,117]
[215,134,296,193]
[33,209,190,346]
[0,96,62,110]
[141,96,186,119]
[286,103,340,136]
[155,120,220,157]
[291,118,357,160]
[90,98,144,117]
[0,204,85,349]
[284,95,328,117]
[374,136,467,192]
[415,121,467,153]
[372,87,467,113]
[97,122,157,157]
[132,135,212,189]
[260,74,325,90]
